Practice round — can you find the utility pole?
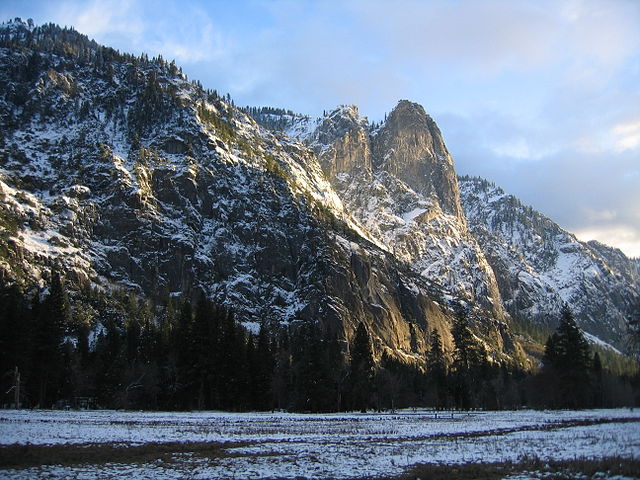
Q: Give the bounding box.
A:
[14,366,20,409]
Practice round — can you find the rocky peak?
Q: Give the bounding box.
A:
[310,105,373,181]
[381,100,439,137]
[372,100,464,221]
[297,101,504,319]
[314,105,364,142]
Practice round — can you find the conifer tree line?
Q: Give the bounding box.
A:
[1,273,638,411]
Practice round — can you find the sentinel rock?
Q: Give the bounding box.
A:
[372,100,464,221]
[292,101,506,320]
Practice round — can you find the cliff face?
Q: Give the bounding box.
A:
[372,100,464,221]
[257,102,639,352]
[312,105,373,182]
[288,102,505,320]
[4,19,636,362]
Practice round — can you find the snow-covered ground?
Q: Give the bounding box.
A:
[1,409,639,479]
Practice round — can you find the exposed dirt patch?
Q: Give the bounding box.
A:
[393,456,640,480]
[0,440,252,469]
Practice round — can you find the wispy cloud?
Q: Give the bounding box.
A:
[575,226,640,258]
[58,0,143,38]
[29,0,229,65]
[612,120,640,152]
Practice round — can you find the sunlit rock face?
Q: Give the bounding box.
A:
[3,19,636,364]
[372,100,464,222]
[296,102,505,320]
[262,99,640,351]
[310,105,373,182]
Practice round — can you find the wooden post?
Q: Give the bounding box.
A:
[14,366,20,409]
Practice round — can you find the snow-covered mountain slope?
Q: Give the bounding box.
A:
[1,19,518,363]
[242,107,320,141]
[258,103,638,351]
[459,176,640,348]
[273,102,506,321]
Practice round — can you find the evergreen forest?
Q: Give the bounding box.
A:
[1,272,638,412]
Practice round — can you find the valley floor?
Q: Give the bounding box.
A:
[0,408,639,479]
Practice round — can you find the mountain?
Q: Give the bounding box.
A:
[459,176,640,347]
[1,19,637,365]
[273,103,505,318]
[1,19,513,365]
[258,106,639,352]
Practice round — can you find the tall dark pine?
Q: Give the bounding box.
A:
[542,305,592,408]
[192,294,215,409]
[0,286,31,407]
[349,323,374,412]
[173,299,194,408]
[31,270,69,407]
[450,307,486,409]
[250,325,274,411]
[426,329,448,408]
[591,351,604,407]
[291,322,325,412]
[48,269,71,333]
[324,331,347,411]
[218,309,247,410]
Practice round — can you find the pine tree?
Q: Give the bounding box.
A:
[48,269,71,333]
[324,331,347,411]
[426,329,448,409]
[349,323,374,412]
[291,322,320,411]
[251,325,274,410]
[0,285,31,407]
[192,294,215,409]
[218,309,247,410]
[591,351,604,407]
[291,323,344,412]
[542,305,592,408]
[450,307,487,409]
[173,299,193,408]
[30,270,70,407]
[272,329,293,410]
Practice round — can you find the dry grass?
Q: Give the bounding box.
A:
[392,456,640,480]
[0,440,250,469]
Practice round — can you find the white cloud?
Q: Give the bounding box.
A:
[491,138,540,160]
[575,226,640,258]
[583,208,619,223]
[50,0,143,38]
[612,120,640,152]
[346,0,640,80]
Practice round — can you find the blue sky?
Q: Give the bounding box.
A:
[3,0,640,257]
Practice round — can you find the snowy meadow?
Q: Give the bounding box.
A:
[0,409,640,479]
[1,409,639,479]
